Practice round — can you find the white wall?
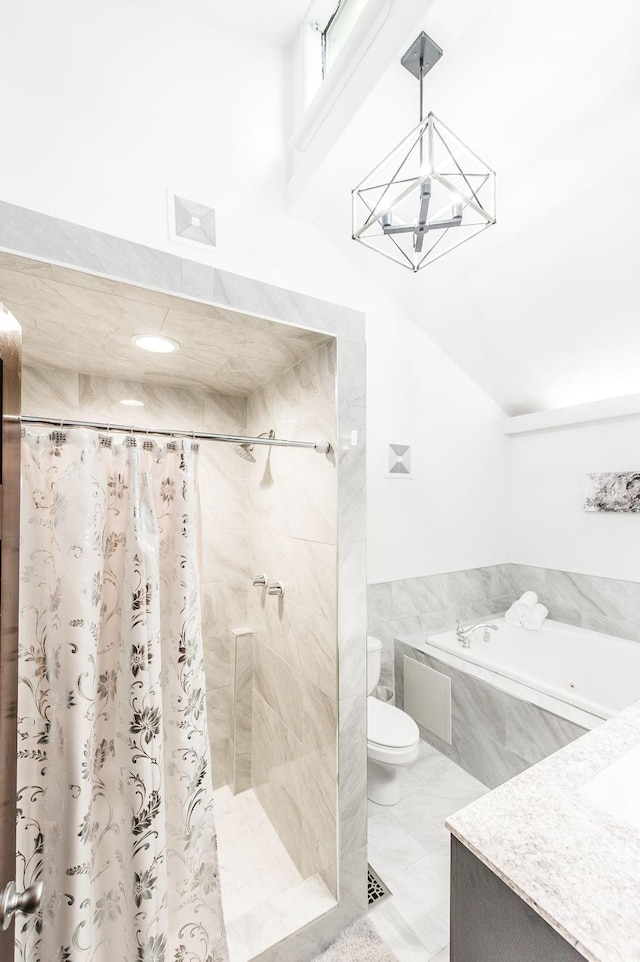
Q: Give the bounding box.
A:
[366,300,508,584]
[0,0,510,586]
[0,0,355,306]
[508,417,640,582]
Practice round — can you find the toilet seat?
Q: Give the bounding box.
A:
[366,697,420,804]
[367,695,419,749]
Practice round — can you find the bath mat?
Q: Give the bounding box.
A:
[314,919,398,962]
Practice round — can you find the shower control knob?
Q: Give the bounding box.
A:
[0,880,44,930]
[252,574,267,587]
[267,582,284,596]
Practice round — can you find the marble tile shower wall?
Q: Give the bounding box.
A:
[21,364,249,790]
[3,206,368,961]
[247,341,338,898]
[368,563,640,696]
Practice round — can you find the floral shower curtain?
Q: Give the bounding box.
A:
[16,428,227,962]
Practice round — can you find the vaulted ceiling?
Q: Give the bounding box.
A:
[131,0,311,45]
[297,0,640,414]
[10,0,639,417]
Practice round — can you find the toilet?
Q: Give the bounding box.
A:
[367,635,420,805]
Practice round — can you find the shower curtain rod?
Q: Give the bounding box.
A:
[17,415,331,454]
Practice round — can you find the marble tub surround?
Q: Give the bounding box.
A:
[507,563,640,643]
[369,562,640,698]
[368,566,512,696]
[247,340,339,896]
[3,206,368,962]
[395,639,587,789]
[446,699,640,962]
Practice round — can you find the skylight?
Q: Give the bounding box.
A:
[322,0,368,76]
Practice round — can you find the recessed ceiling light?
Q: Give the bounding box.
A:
[132,334,180,354]
[120,398,145,407]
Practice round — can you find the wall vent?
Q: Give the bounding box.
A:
[387,442,412,478]
[168,193,216,248]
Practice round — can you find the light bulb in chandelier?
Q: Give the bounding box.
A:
[352,32,496,273]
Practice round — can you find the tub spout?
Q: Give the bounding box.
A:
[456,620,498,648]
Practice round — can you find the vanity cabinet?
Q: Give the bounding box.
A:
[450,839,585,962]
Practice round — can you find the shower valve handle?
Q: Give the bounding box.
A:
[252,574,267,587]
[0,880,44,930]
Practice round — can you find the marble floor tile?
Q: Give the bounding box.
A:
[429,945,450,961]
[367,804,429,879]
[389,770,487,851]
[369,899,435,962]
[367,739,488,962]
[399,738,461,796]
[384,855,450,956]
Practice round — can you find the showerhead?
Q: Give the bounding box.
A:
[234,429,275,462]
[235,443,256,462]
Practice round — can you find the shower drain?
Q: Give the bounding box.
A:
[367,864,392,907]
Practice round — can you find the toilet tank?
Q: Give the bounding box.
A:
[367,635,383,694]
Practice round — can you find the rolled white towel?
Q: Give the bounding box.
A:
[521,603,548,631]
[511,590,538,617]
[504,604,523,626]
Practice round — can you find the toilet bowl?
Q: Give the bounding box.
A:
[367,635,420,806]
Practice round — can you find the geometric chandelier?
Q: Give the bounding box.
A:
[352,32,496,272]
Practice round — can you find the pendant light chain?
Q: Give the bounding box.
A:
[419,57,425,168]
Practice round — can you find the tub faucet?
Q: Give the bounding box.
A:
[456,620,498,648]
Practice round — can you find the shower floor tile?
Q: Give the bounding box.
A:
[215,786,303,918]
[215,786,336,962]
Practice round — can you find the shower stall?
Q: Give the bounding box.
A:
[0,210,367,962]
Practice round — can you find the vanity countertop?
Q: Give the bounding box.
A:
[446,698,640,962]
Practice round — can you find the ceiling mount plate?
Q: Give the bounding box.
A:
[401,32,443,80]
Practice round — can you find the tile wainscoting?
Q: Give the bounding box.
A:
[508,563,640,642]
[367,565,512,698]
[368,563,640,698]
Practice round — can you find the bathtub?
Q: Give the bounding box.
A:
[424,616,640,722]
[395,616,640,788]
